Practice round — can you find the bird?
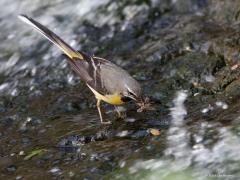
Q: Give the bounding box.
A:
[18,14,151,124]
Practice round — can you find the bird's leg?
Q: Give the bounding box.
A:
[114,106,126,119]
[96,99,111,124]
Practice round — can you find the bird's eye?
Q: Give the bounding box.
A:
[121,96,132,102]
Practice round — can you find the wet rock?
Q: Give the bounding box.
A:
[58,131,110,153]
[225,79,240,99]
[41,153,54,161]
[94,130,110,141]
[58,135,88,153]
[0,116,17,127]
[0,100,7,113]
[90,154,101,162]
[18,122,28,132]
[5,165,17,173]
[38,128,47,134]
[21,137,31,144]
[49,95,90,115]
[134,71,152,81]
[209,0,240,24]
[131,130,150,139]
[0,117,12,126]
[146,118,170,128]
[152,92,164,101]
[0,157,13,170]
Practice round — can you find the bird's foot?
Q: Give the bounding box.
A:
[116,111,127,119]
[115,106,126,119]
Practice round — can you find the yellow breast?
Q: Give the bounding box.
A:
[104,94,124,105]
[87,84,124,105]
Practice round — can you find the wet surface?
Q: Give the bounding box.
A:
[1,0,240,179]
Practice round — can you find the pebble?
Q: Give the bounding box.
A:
[119,161,126,168]
[124,118,136,123]
[49,167,62,176]
[215,101,228,109]
[90,154,99,161]
[192,143,204,150]
[19,151,25,156]
[149,128,161,136]
[201,104,214,114]
[116,130,129,137]
[16,175,22,180]
[69,171,75,177]
[38,129,47,134]
[204,74,215,82]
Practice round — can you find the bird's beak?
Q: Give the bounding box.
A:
[126,93,140,102]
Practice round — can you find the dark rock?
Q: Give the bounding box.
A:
[225,79,240,99]
[0,157,13,170]
[131,130,150,139]
[5,165,17,173]
[21,137,31,145]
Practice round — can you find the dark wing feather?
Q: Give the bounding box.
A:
[63,55,109,95]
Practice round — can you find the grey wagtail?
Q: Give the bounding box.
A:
[18,15,152,124]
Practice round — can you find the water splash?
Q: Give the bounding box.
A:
[129,90,190,177]
[165,90,190,168]
[126,90,240,179]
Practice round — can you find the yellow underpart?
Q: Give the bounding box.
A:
[87,84,124,105]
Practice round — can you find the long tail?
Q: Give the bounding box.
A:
[18,14,84,60]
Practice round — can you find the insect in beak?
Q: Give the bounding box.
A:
[136,96,155,112]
